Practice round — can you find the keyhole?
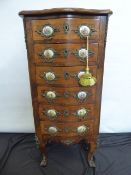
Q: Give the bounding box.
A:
[64,110,69,117]
[64,72,70,80]
[63,23,69,33]
[63,49,69,57]
[65,26,68,30]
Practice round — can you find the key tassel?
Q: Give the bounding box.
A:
[79,36,96,87]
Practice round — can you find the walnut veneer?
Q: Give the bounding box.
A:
[19,8,112,167]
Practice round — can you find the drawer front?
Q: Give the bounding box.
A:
[32,17,100,41]
[40,121,94,137]
[42,135,93,145]
[36,66,97,87]
[37,86,96,105]
[39,104,95,122]
[34,43,98,66]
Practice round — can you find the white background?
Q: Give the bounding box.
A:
[0,0,131,133]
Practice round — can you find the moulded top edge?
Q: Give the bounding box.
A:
[19,8,113,17]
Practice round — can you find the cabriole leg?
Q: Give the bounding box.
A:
[86,141,96,167]
[39,142,48,167]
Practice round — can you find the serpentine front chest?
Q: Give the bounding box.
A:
[19,8,112,167]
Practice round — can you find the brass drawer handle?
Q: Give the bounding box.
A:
[42,91,57,100]
[48,126,58,134]
[44,109,57,120]
[39,48,69,63]
[47,109,57,117]
[71,70,94,80]
[40,71,80,81]
[77,125,88,135]
[73,48,94,62]
[77,91,89,100]
[79,25,91,37]
[42,109,70,119]
[78,48,88,58]
[40,72,58,82]
[39,48,56,62]
[36,24,59,38]
[75,108,90,119]
[45,126,62,135]
[43,108,89,120]
[45,125,89,135]
[45,72,55,80]
[42,109,62,120]
[42,90,63,103]
[74,24,97,39]
[39,47,94,63]
[42,90,90,101]
[76,108,89,119]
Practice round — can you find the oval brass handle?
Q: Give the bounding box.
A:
[77,125,88,135]
[73,48,94,62]
[44,109,69,118]
[77,108,88,117]
[78,48,88,58]
[47,109,57,118]
[79,25,91,37]
[39,48,55,60]
[45,72,55,81]
[40,72,56,81]
[77,91,88,100]
[43,109,61,120]
[48,126,58,134]
[42,90,90,101]
[43,91,56,100]
[44,49,54,58]
[75,25,96,39]
[36,24,60,38]
[75,108,90,119]
[41,25,54,37]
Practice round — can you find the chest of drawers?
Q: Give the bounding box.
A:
[19,8,112,167]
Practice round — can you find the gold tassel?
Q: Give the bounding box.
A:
[79,36,96,87]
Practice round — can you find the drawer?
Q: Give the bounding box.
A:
[40,121,94,137]
[34,43,98,66]
[36,66,97,87]
[39,104,95,122]
[31,17,100,41]
[37,86,96,105]
[42,135,92,145]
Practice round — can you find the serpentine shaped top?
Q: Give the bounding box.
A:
[19,8,112,17]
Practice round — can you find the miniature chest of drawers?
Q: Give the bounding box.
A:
[19,8,112,167]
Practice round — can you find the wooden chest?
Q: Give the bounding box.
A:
[19,8,112,167]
